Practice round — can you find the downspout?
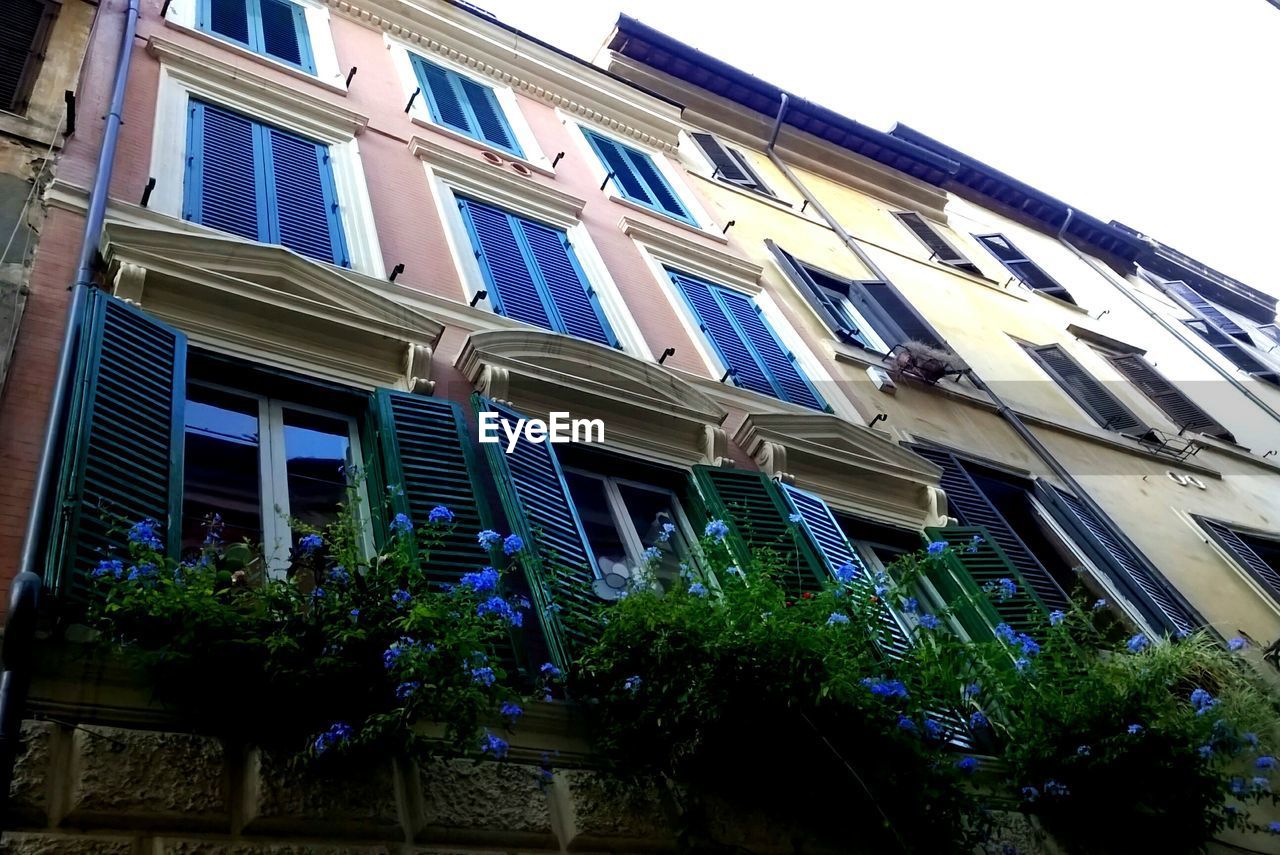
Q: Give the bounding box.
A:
[763,101,1202,632]
[1055,207,1280,426]
[0,0,141,820]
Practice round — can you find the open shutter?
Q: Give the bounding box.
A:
[263,126,347,266]
[474,396,596,668]
[257,0,313,71]
[515,218,617,347]
[185,101,267,243]
[203,0,252,47]
[0,0,56,113]
[46,292,186,601]
[1027,344,1149,436]
[912,445,1069,612]
[1035,483,1197,635]
[976,234,1074,303]
[715,288,826,411]
[691,466,825,598]
[1108,354,1230,439]
[690,133,771,195]
[1197,518,1280,605]
[856,280,945,350]
[1165,281,1251,342]
[894,212,978,274]
[925,525,1041,637]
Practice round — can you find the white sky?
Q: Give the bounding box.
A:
[473,0,1280,297]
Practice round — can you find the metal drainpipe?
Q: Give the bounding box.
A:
[762,101,1201,630]
[0,0,142,822]
[1055,207,1280,427]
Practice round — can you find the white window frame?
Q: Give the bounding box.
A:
[164,0,345,91]
[771,252,892,354]
[385,35,549,172]
[186,381,372,575]
[148,64,384,277]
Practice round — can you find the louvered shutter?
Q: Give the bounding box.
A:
[257,0,313,72]
[458,199,553,331]
[411,56,522,156]
[923,525,1041,638]
[716,288,825,411]
[1197,518,1280,605]
[671,271,774,397]
[1183,320,1278,382]
[856,280,945,350]
[690,133,772,196]
[582,130,692,223]
[456,77,521,155]
[0,0,55,112]
[1027,344,1149,436]
[912,445,1068,612]
[414,58,472,136]
[185,101,267,243]
[976,234,1074,303]
[516,218,617,347]
[474,396,596,669]
[894,212,976,273]
[1165,281,1251,342]
[1108,354,1229,439]
[46,292,186,601]
[204,0,251,47]
[1035,483,1197,635]
[691,466,826,598]
[264,126,348,266]
[766,241,873,347]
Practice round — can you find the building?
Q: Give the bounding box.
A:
[0,0,1277,849]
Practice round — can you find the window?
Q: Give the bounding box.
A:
[582,128,694,224]
[456,197,618,347]
[1196,517,1280,609]
[197,0,314,72]
[1023,343,1149,436]
[409,54,523,157]
[1104,352,1232,440]
[1182,320,1280,385]
[182,380,367,567]
[893,212,980,275]
[975,233,1074,304]
[1,0,57,113]
[562,468,701,598]
[668,268,827,411]
[183,100,349,266]
[767,240,945,353]
[689,132,773,197]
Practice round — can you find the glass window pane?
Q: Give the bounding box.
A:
[617,483,690,590]
[282,408,352,536]
[182,386,262,552]
[564,470,633,597]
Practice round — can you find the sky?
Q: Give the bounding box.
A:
[470,0,1280,297]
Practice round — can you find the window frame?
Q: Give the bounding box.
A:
[1022,341,1150,436]
[574,123,704,229]
[974,232,1075,304]
[686,131,775,198]
[167,0,341,86]
[893,211,981,276]
[408,53,523,158]
[194,0,315,73]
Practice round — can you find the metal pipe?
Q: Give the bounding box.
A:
[0,574,42,822]
[764,104,1200,633]
[767,92,788,150]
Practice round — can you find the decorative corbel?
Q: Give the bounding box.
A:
[924,485,952,528]
[701,424,729,467]
[755,439,794,484]
[404,343,434,395]
[112,262,147,305]
[477,364,511,405]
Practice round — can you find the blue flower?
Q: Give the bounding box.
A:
[312,722,353,756]
[126,564,157,583]
[1014,657,1031,673]
[428,505,454,524]
[1127,724,1143,735]
[1092,598,1107,610]
[477,529,502,548]
[459,567,500,594]
[500,701,523,721]
[127,519,163,550]
[1016,634,1040,657]
[725,565,742,577]
[826,612,850,626]
[1126,633,1149,653]
[1244,732,1259,747]
[994,623,1017,644]
[1198,744,1214,758]
[965,534,984,553]
[1076,745,1091,757]
[986,577,1016,601]
[923,719,943,740]
[477,595,523,628]
[1044,780,1069,797]
[92,559,124,579]
[833,562,857,584]
[1228,637,1247,652]
[956,756,978,775]
[901,596,919,614]
[863,679,908,699]
[1268,821,1280,835]
[969,711,989,730]
[479,731,508,758]
[1253,776,1270,792]
[298,533,323,553]
[918,613,941,631]
[395,681,420,702]
[1190,688,1217,715]
[1256,756,1276,770]
[623,675,642,694]
[926,540,948,556]
[874,583,890,597]
[390,513,413,536]
[392,588,411,608]
[328,566,350,586]
[704,520,730,542]
[962,682,980,702]
[688,582,708,597]
[311,586,326,600]
[470,666,496,687]
[382,637,418,669]
[1021,786,1039,802]
[787,512,804,524]
[1230,777,1246,795]
[642,546,662,563]
[349,608,360,620]
[658,522,676,542]
[503,534,524,555]
[539,662,562,680]
[1048,610,1066,626]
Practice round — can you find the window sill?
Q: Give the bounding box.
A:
[408,116,554,177]
[163,19,348,95]
[1029,288,1091,315]
[609,194,728,245]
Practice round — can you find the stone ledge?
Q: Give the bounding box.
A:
[153,841,391,854]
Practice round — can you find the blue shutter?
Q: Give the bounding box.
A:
[185,101,267,243]
[516,219,616,347]
[474,396,597,668]
[46,292,186,601]
[412,56,521,156]
[582,130,693,223]
[457,77,522,156]
[263,125,348,266]
[715,287,826,411]
[458,198,554,331]
[255,0,314,72]
[623,146,689,220]
[413,57,472,135]
[670,271,775,397]
[202,0,251,47]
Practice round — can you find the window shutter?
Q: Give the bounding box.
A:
[412,56,522,156]
[766,241,868,346]
[894,212,977,273]
[715,287,826,411]
[1197,518,1280,605]
[911,445,1069,612]
[515,218,617,347]
[691,465,826,598]
[456,77,522,156]
[1165,281,1251,342]
[264,126,348,266]
[1183,320,1278,383]
[256,0,314,72]
[856,280,945,350]
[413,57,473,136]
[0,0,56,113]
[583,130,692,222]
[670,271,774,396]
[1035,483,1197,635]
[185,101,267,243]
[458,198,553,331]
[1027,344,1149,436]
[204,0,251,47]
[1108,354,1229,439]
[923,524,1041,638]
[976,234,1074,304]
[690,133,772,196]
[473,396,596,668]
[46,292,186,601]
[623,148,688,220]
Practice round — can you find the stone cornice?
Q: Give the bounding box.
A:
[620,216,762,294]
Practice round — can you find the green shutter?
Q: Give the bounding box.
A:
[923,525,1044,642]
[691,465,826,598]
[46,291,187,600]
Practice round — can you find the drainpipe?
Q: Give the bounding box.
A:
[1055,207,1280,427]
[0,0,141,821]
[763,102,1202,632]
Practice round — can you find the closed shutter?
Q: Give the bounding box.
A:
[894,212,978,274]
[457,77,518,154]
[692,466,826,598]
[716,287,825,411]
[0,0,56,113]
[1108,354,1230,439]
[582,130,692,223]
[204,0,251,47]
[912,445,1069,612]
[690,132,772,196]
[46,292,186,601]
[517,219,617,347]
[1165,281,1251,342]
[265,126,348,266]
[924,524,1040,638]
[185,101,266,243]
[474,396,596,668]
[671,272,773,397]
[1197,518,1280,605]
[411,56,523,157]
[257,0,313,72]
[1036,483,1198,635]
[1027,344,1149,436]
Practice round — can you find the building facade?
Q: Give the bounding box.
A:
[1,0,1279,850]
